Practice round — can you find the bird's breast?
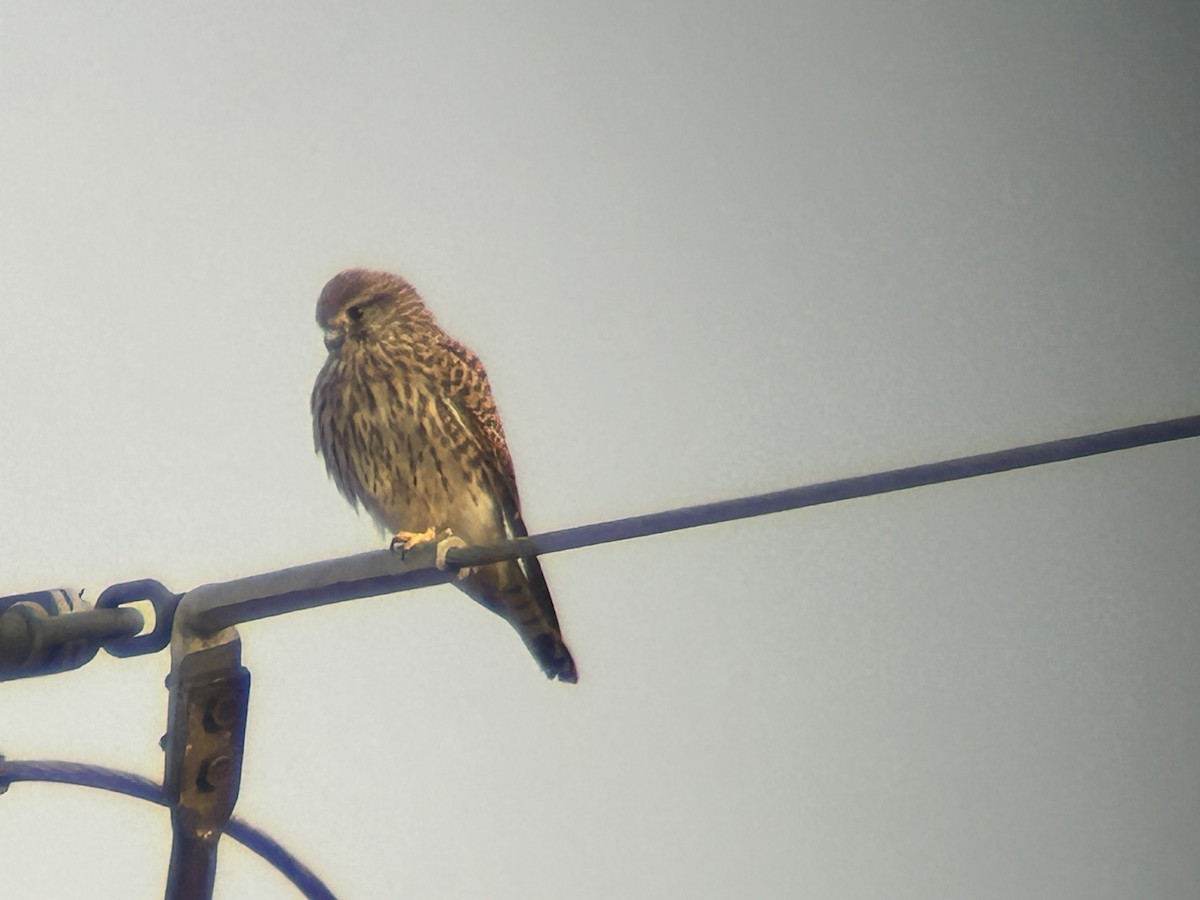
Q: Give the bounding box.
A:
[315,348,493,535]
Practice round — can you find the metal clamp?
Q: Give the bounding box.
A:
[163,638,251,900]
[0,588,144,682]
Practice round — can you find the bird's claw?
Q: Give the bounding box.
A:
[389,526,470,578]
[390,525,437,558]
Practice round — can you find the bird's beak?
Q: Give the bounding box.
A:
[323,329,345,351]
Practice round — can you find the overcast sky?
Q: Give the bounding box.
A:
[1,2,1197,898]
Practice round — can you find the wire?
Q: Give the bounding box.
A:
[0,759,336,900]
[447,413,1200,567]
[5,415,1196,896]
[94,413,1200,634]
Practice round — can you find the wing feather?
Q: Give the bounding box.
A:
[436,335,521,514]
[437,335,561,633]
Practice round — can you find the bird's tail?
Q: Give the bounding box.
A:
[458,556,578,683]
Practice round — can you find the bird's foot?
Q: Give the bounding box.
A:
[435,529,470,580]
[390,525,437,557]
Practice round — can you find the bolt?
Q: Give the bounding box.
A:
[203,695,241,733]
[196,755,234,793]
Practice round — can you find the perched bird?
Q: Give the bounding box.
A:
[311,268,577,682]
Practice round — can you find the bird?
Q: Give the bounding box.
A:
[310,268,577,683]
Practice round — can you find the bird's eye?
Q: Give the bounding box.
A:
[347,305,364,322]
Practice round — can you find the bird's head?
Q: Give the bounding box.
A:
[316,268,435,352]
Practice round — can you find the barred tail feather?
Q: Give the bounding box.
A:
[457,559,578,683]
[529,632,578,684]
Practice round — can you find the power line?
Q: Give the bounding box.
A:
[92,413,1199,636]
[15,413,1193,897]
[447,413,1200,568]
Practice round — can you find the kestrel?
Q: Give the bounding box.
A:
[311,268,577,683]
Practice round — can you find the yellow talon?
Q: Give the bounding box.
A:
[390,525,437,555]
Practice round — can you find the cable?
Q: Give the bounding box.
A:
[95,413,1200,635]
[447,413,1200,567]
[5,414,1195,895]
[0,759,336,900]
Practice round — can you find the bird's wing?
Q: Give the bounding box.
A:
[437,334,564,636]
[436,334,522,518]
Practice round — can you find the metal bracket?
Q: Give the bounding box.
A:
[162,636,250,899]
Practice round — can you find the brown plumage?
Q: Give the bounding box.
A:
[311,268,577,683]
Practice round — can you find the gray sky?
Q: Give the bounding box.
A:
[1,2,1198,898]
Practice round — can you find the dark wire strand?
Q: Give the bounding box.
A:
[447,413,1200,567]
[0,759,336,900]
